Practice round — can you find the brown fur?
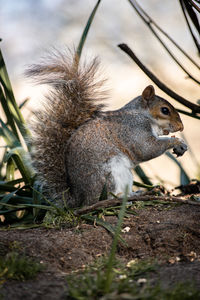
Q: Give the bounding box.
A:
[27,52,187,207]
[27,50,108,198]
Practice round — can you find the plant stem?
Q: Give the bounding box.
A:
[104,187,128,293]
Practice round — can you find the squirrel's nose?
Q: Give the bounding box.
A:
[179,122,184,132]
[172,121,184,132]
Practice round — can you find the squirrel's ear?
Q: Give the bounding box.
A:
[142,85,155,102]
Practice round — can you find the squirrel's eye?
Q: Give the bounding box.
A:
[161,107,170,115]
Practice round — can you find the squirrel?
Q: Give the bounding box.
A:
[27,50,187,208]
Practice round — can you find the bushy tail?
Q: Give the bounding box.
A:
[26,49,107,199]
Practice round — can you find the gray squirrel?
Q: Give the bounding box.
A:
[27,50,187,207]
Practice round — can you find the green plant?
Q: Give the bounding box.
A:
[67,255,200,300]
[0,45,42,225]
[0,251,44,282]
[67,190,130,299]
[104,187,128,293]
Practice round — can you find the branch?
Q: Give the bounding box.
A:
[177,108,200,120]
[74,195,200,216]
[127,0,200,81]
[180,0,200,53]
[128,0,200,70]
[188,0,200,12]
[118,43,200,114]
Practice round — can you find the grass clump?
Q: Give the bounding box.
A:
[66,257,200,300]
[0,251,44,282]
[66,258,155,299]
[43,208,80,228]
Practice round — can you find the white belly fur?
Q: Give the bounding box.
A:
[108,154,133,196]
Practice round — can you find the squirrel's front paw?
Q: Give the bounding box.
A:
[172,140,187,157]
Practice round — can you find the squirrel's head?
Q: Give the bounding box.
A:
[142,85,184,135]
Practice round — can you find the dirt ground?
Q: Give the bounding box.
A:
[0,202,200,299]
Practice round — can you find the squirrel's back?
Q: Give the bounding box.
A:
[27,50,107,199]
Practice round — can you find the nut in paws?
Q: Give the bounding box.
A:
[173,142,187,157]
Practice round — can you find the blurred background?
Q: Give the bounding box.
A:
[0,0,200,189]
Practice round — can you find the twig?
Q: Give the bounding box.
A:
[127,0,200,83]
[118,43,200,114]
[179,0,200,53]
[177,108,200,120]
[128,0,200,70]
[188,0,200,14]
[74,195,200,216]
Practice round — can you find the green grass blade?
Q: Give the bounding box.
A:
[5,88,30,141]
[0,190,18,210]
[99,182,108,201]
[0,86,20,140]
[5,147,35,184]
[0,182,32,199]
[0,147,7,180]
[0,49,16,106]
[0,187,32,212]
[0,184,18,193]
[0,208,20,215]
[6,157,15,181]
[0,48,30,139]
[76,0,102,59]
[0,182,23,193]
[19,98,29,109]
[31,187,64,216]
[0,202,52,214]
[0,119,21,148]
[0,193,33,202]
[0,178,24,186]
[165,151,190,185]
[134,165,152,185]
[0,127,14,148]
[133,180,154,190]
[104,186,128,293]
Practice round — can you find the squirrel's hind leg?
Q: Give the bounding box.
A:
[66,156,133,207]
